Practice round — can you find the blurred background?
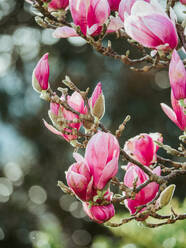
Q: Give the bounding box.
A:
[0,0,186,248]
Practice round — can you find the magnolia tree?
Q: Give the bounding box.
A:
[26,0,186,228]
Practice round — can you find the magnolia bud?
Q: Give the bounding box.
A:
[48,0,69,10]
[32,53,50,93]
[158,184,175,208]
[90,82,105,120]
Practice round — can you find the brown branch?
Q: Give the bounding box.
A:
[120,149,163,182]
[176,23,186,52]
[34,0,71,27]
[145,213,186,228]
[106,216,135,227]
[157,155,186,169]
[163,169,186,181]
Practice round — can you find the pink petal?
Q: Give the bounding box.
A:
[53,26,78,38]
[91,82,102,108]
[169,49,186,100]
[171,92,186,130]
[87,0,110,28]
[73,152,85,163]
[70,0,89,35]
[108,0,121,11]
[107,16,123,33]
[133,134,154,166]
[160,103,181,129]
[43,119,69,141]
[142,14,178,49]
[97,158,118,190]
[85,132,109,182]
[86,176,94,201]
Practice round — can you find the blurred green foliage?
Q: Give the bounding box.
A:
[92,199,186,248]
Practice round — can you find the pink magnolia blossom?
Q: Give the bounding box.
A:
[118,0,150,22]
[161,91,186,131]
[124,1,178,50]
[66,154,93,201]
[53,0,123,38]
[124,133,163,166]
[124,163,161,214]
[85,131,120,190]
[108,0,121,11]
[70,0,110,36]
[32,53,49,93]
[169,50,186,100]
[89,82,105,120]
[83,202,115,223]
[48,0,69,10]
[44,92,86,141]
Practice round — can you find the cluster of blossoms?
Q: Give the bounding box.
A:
[26,0,186,52]
[51,0,180,51]
[28,0,186,226]
[31,53,177,224]
[67,132,119,223]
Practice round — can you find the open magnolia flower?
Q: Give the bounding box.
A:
[53,0,123,38]
[123,0,178,50]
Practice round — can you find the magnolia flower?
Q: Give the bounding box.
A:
[85,131,120,190]
[44,92,86,142]
[32,53,49,93]
[53,0,123,38]
[169,50,186,100]
[161,91,186,131]
[124,1,178,50]
[124,133,163,166]
[83,202,115,223]
[124,163,161,214]
[66,154,93,201]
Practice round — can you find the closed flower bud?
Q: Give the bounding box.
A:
[66,153,93,201]
[48,0,69,10]
[83,202,115,223]
[124,133,162,166]
[157,184,175,208]
[32,53,49,93]
[90,82,105,120]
